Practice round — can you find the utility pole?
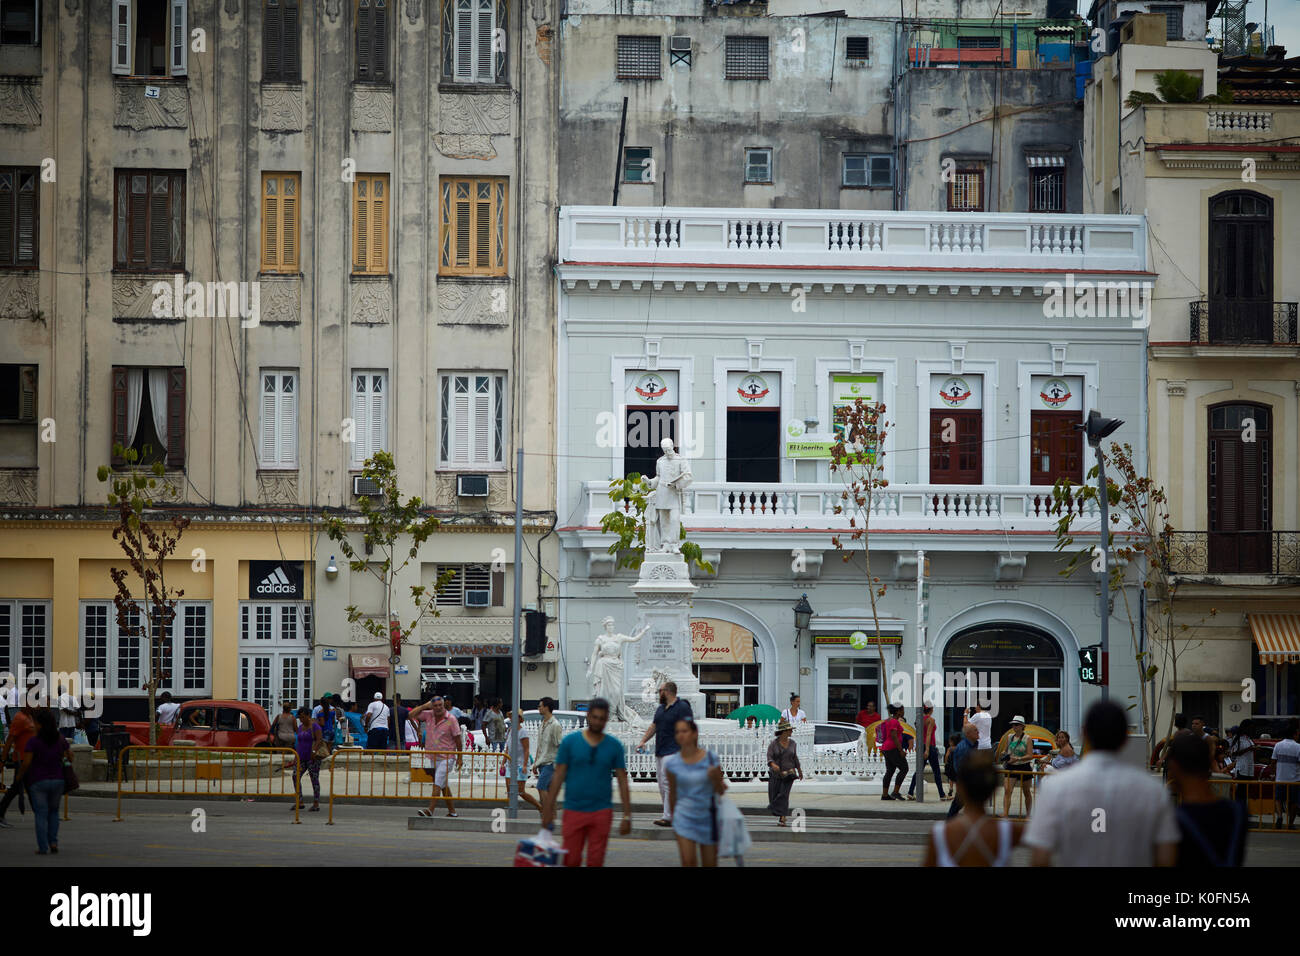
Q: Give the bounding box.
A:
[1081,410,1123,702]
[509,445,524,819]
[914,550,927,801]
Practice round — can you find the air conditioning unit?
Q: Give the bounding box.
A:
[457,474,489,497]
[353,475,382,497]
[464,589,491,608]
[669,35,692,53]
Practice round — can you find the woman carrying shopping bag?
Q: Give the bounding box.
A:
[664,718,728,867]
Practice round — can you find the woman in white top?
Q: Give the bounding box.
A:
[923,751,1023,867]
[781,695,808,725]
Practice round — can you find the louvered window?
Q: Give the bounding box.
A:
[0,167,38,268]
[725,35,768,80]
[617,36,661,79]
[350,370,388,467]
[438,176,508,276]
[443,0,506,84]
[261,172,300,272]
[113,169,185,272]
[258,369,298,469]
[439,372,505,467]
[352,173,389,275]
[1,1,39,45]
[355,0,389,82]
[263,0,301,82]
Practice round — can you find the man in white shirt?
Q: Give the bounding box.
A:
[781,694,808,724]
[57,686,79,739]
[1270,720,1300,828]
[364,692,391,751]
[964,704,993,750]
[1024,701,1179,866]
[156,691,181,727]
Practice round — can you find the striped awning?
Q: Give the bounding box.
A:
[1248,614,1300,664]
[1026,154,1067,167]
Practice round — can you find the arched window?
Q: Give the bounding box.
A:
[942,625,1063,742]
[1208,192,1274,343]
[1208,402,1271,573]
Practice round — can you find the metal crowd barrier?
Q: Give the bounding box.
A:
[114,745,302,822]
[1204,778,1300,833]
[991,767,1048,818]
[325,748,518,824]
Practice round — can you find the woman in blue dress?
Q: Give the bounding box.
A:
[664,718,728,867]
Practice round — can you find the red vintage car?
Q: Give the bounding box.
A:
[119,699,274,749]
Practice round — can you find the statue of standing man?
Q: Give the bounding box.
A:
[644,438,693,554]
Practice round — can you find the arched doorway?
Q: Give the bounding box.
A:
[942,624,1063,744]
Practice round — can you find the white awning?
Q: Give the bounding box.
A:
[1026,154,1067,168]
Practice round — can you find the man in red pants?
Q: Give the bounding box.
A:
[540,698,632,866]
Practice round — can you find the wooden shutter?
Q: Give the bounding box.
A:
[453,375,470,462]
[111,366,128,465]
[369,175,387,273]
[167,368,186,468]
[474,0,493,82]
[439,177,506,276]
[357,0,372,79]
[171,0,189,76]
[494,0,507,81]
[370,373,387,456]
[283,0,301,79]
[261,173,299,272]
[279,372,297,467]
[112,0,132,74]
[264,0,284,79]
[281,175,297,270]
[455,0,472,79]
[128,173,148,268]
[352,178,368,272]
[259,372,278,466]
[0,170,12,267]
[261,176,279,271]
[351,372,369,465]
[149,174,171,270]
[472,375,491,462]
[372,0,389,81]
[18,367,36,421]
[15,170,37,267]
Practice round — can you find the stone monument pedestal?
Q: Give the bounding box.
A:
[626,552,705,719]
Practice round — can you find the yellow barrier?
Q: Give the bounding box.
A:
[114,745,303,823]
[1204,778,1300,833]
[325,748,522,824]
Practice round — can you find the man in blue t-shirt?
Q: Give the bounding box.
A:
[636,681,693,826]
[541,698,631,867]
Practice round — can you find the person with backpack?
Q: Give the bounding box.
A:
[1165,731,1246,867]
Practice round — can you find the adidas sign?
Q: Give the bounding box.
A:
[255,565,297,596]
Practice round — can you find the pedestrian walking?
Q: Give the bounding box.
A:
[363,692,390,751]
[1166,732,1247,867]
[1024,701,1180,866]
[964,703,993,750]
[946,723,981,819]
[470,695,486,731]
[942,733,960,800]
[56,686,78,741]
[0,701,37,829]
[636,680,693,827]
[1224,725,1256,818]
[533,697,564,797]
[766,718,802,826]
[409,694,462,818]
[880,704,908,800]
[271,703,297,750]
[907,704,945,800]
[540,698,632,867]
[923,752,1021,867]
[664,717,728,867]
[20,708,68,855]
[503,709,544,814]
[780,694,808,725]
[293,706,323,812]
[1000,716,1035,817]
[485,699,507,752]
[1269,719,1300,828]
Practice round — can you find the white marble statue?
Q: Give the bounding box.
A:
[644,438,693,553]
[588,616,648,721]
[640,667,674,704]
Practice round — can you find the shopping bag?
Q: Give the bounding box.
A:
[715,796,751,860]
[514,828,567,867]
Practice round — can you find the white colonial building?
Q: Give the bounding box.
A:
[555,205,1152,744]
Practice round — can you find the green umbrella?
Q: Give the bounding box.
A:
[728,704,782,725]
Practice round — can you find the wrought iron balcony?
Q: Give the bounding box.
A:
[1164,531,1300,576]
[1189,300,1299,345]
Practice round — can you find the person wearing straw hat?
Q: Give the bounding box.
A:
[766,718,803,826]
[1000,716,1036,817]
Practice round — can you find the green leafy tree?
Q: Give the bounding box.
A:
[600,474,713,574]
[323,452,453,709]
[829,400,894,706]
[1051,441,1216,752]
[1126,69,1234,107]
[97,445,191,744]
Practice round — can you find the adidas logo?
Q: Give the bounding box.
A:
[255,566,296,595]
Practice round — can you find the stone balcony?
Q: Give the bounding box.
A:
[579,479,1101,541]
[557,207,1148,279]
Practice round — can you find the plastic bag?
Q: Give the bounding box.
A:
[715,796,751,860]
[514,827,566,867]
[72,729,90,747]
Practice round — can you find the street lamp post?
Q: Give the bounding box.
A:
[1082,410,1124,702]
[793,594,813,704]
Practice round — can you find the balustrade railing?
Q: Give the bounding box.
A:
[1207,109,1273,132]
[1189,300,1300,345]
[1164,531,1300,576]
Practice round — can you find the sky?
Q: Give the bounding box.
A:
[1075,0,1300,56]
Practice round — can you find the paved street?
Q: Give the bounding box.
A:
[4,795,1299,867]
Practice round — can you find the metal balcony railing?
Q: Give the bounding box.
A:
[1189,300,1299,345]
[1163,531,1300,575]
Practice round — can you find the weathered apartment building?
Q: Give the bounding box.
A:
[1084,0,1300,734]
[0,0,561,719]
[554,0,1150,740]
